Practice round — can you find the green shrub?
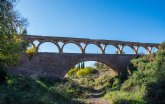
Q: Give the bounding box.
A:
[76,67,95,77]
[0,76,83,104]
[66,67,79,77]
[94,73,113,87]
[145,79,165,104]
[104,42,165,104]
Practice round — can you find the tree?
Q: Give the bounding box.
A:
[0,0,28,83]
[0,0,28,65]
[0,0,27,35]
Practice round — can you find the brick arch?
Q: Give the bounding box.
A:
[9,53,138,78]
[84,43,104,54]
[37,41,60,53]
[61,42,83,53]
[65,56,124,76]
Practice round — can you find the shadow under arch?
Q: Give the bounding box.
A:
[62,42,83,53]
[38,42,60,53]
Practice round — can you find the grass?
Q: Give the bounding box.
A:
[104,49,165,104]
[0,76,84,104]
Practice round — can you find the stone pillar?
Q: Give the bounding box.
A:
[118,45,124,54]
[102,44,107,54]
[147,47,152,54]
[133,46,139,54]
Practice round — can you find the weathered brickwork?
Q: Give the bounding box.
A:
[7,35,160,78]
[8,53,138,78]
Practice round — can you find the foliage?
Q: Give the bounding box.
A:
[105,42,165,104]
[66,67,79,77]
[94,73,114,88]
[76,67,95,77]
[0,0,27,35]
[145,80,165,104]
[0,76,83,104]
[26,46,37,55]
[66,67,96,78]
[0,0,28,66]
[0,35,27,66]
[26,46,37,60]
[94,62,107,69]
[159,41,165,50]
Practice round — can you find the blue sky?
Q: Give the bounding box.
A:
[16,0,165,66]
[16,0,165,43]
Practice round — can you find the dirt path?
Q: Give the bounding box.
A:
[83,89,111,104]
[85,98,111,104]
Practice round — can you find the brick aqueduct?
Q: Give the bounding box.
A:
[8,35,160,78]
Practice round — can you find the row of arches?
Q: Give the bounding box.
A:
[28,40,158,54]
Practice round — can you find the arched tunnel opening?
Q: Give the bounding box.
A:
[64,61,118,89]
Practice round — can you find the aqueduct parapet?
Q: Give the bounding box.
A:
[23,35,160,54]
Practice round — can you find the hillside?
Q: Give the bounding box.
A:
[105,42,165,104]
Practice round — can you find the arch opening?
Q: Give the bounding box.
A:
[85,44,103,54]
[65,61,118,88]
[38,42,59,53]
[62,43,82,53]
[151,47,158,53]
[138,46,148,54]
[122,46,135,54]
[105,45,118,54]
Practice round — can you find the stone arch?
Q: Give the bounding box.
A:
[84,43,104,54]
[104,44,118,54]
[38,41,60,53]
[122,45,135,54]
[62,42,83,53]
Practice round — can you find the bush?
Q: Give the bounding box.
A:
[94,73,113,87]
[0,76,83,104]
[26,46,37,60]
[146,79,165,104]
[104,42,165,104]
[76,67,95,77]
[66,67,79,77]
